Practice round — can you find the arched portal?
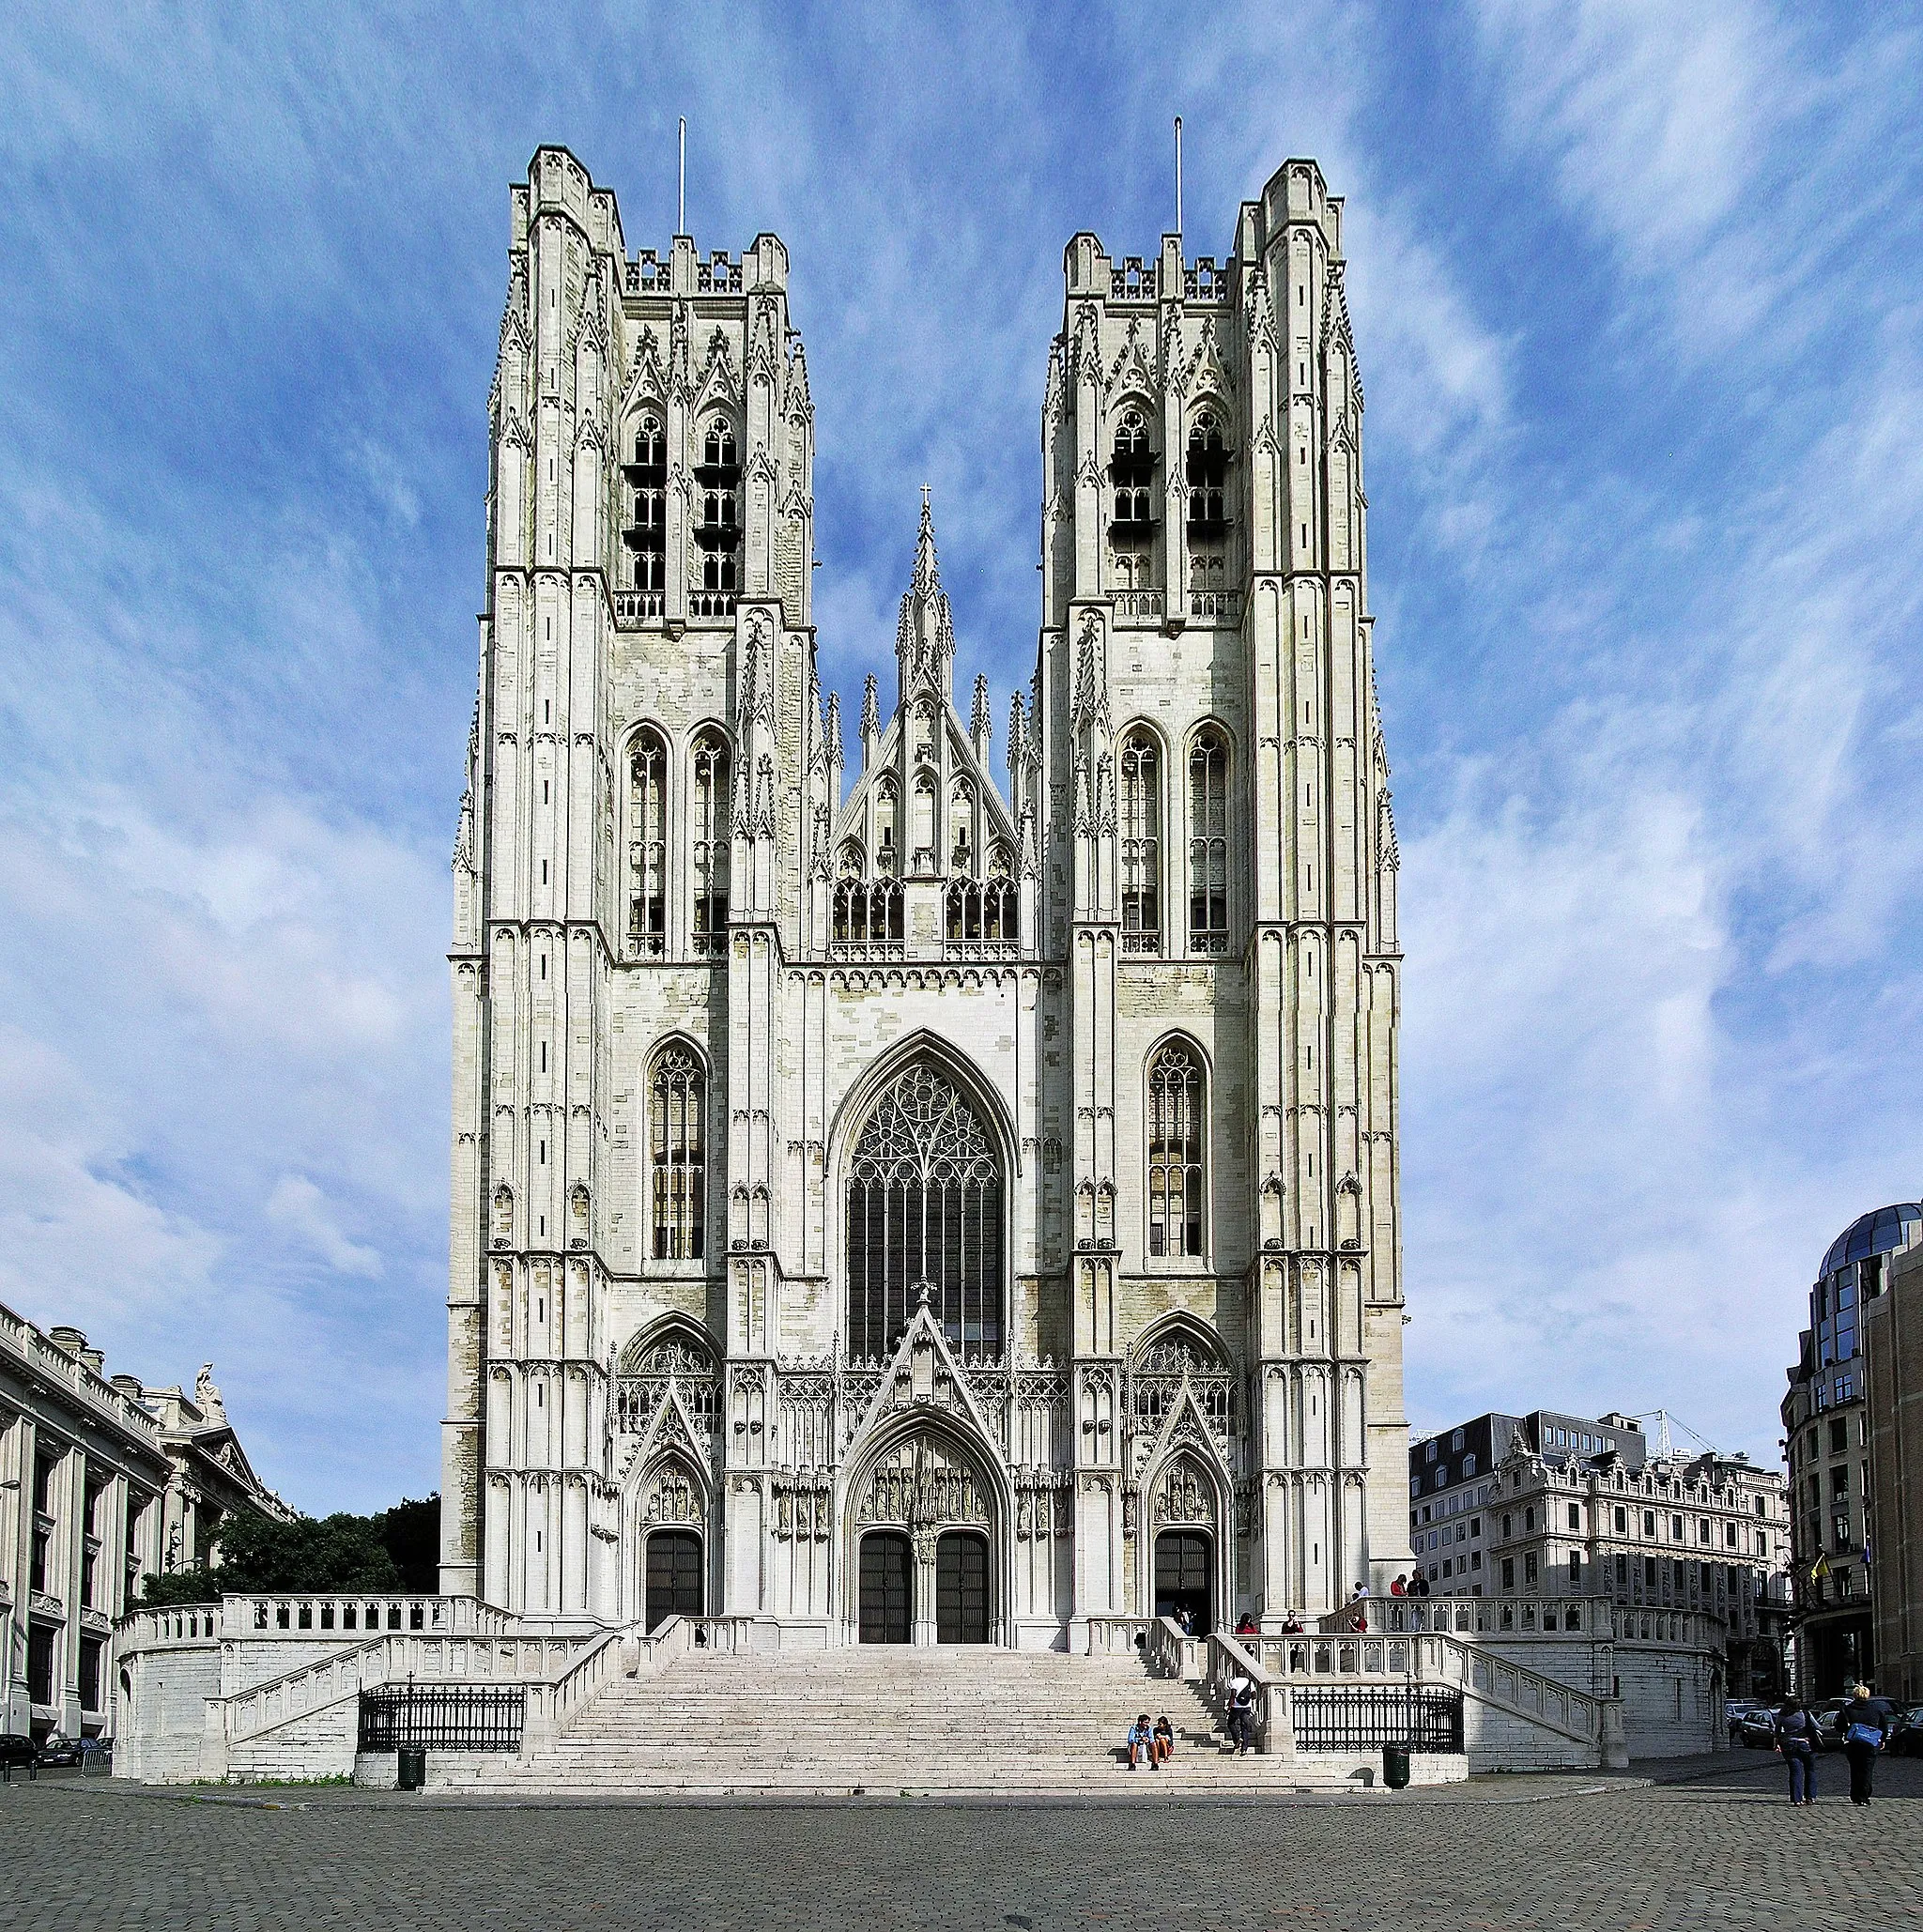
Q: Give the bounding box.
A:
[644,1529,703,1632]
[847,1427,1004,1645]
[844,1062,1004,1361]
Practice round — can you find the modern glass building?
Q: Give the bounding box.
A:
[1782,1203,1923,1695]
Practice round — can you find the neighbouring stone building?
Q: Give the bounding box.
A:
[1862,1229,1923,1701]
[440,145,1411,1645]
[1409,1409,1791,1701]
[1782,1202,1923,1694]
[2,1305,287,1744]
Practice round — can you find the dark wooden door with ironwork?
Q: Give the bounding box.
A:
[935,1531,989,1644]
[1153,1529,1213,1634]
[645,1530,703,1633]
[859,1530,913,1644]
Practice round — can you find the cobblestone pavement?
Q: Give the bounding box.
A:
[3,1752,1920,1931]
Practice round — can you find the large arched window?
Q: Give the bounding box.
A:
[846,1065,1003,1362]
[627,728,668,958]
[1119,729,1161,952]
[690,728,731,955]
[1146,1042,1206,1259]
[1188,728,1229,954]
[649,1047,706,1260]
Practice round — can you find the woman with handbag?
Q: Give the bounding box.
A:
[1775,1697,1821,1805]
[1842,1683,1891,1805]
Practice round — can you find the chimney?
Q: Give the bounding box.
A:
[48,1325,86,1357]
[79,1346,106,1375]
[112,1373,146,1403]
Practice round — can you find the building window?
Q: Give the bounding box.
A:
[623,412,667,600]
[1119,731,1161,951]
[1524,1552,1539,1587]
[1643,1510,1655,1537]
[835,877,904,945]
[1567,1503,1580,1531]
[1462,1453,1476,1477]
[690,728,731,952]
[1185,407,1229,582]
[80,1635,104,1712]
[1109,406,1156,578]
[845,1063,1002,1361]
[1187,728,1229,952]
[1833,1513,1851,1552]
[692,417,740,611]
[1645,1556,1657,1587]
[30,1526,51,1594]
[1500,1556,1515,1590]
[945,877,1018,945]
[1614,1506,1628,1533]
[1570,1551,1582,1582]
[649,1047,706,1261]
[28,1624,55,1708]
[627,728,669,957]
[1146,1041,1206,1259]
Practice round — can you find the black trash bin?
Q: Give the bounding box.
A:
[1382,1742,1411,1790]
[397,1746,426,1791]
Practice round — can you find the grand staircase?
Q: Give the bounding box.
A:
[434,1645,1357,1796]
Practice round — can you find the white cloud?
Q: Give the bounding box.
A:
[265,1174,385,1279]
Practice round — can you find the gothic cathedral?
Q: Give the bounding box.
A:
[442,148,1408,1644]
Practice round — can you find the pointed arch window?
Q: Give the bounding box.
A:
[627,728,668,958]
[623,414,667,601]
[1188,728,1230,954]
[649,1047,706,1261]
[874,780,900,876]
[690,728,731,955]
[693,416,740,614]
[1186,411,1228,533]
[1147,1041,1206,1259]
[846,1065,1003,1361]
[1110,407,1156,529]
[1119,730,1161,953]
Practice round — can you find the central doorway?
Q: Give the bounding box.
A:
[859,1530,913,1644]
[1153,1529,1213,1635]
[935,1531,989,1644]
[645,1530,703,1633]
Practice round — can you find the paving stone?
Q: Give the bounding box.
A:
[4,1752,1921,1930]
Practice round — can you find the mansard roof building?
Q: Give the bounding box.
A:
[441,147,1409,1645]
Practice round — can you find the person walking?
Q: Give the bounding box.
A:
[1226,1671,1256,1755]
[1843,1683,1891,1805]
[1774,1697,1821,1805]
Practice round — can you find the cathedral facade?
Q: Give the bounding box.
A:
[440,147,1408,1645]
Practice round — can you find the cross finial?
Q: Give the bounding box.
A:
[920,483,931,513]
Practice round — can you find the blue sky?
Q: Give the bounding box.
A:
[2,4,1919,1511]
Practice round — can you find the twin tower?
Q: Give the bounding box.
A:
[441,146,1408,1646]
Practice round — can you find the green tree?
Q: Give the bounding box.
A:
[135,1495,443,1606]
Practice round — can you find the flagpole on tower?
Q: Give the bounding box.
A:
[678,117,686,234]
[1174,116,1183,241]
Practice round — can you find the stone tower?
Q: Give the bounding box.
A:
[1033,159,1408,1613]
[443,148,1408,1633]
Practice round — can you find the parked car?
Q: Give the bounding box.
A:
[1810,1700,1853,1751]
[1738,1708,1783,1750]
[34,1731,83,1769]
[1726,1699,1761,1740]
[1893,1707,1923,1756]
[0,1733,38,1781]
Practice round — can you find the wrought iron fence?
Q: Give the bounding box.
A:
[357,1686,524,1754]
[1290,1685,1463,1754]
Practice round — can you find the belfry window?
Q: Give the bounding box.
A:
[649,1047,706,1260]
[622,413,667,603]
[690,728,731,954]
[627,728,668,958]
[846,1065,1003,1362]
[1186,409,1230,589]
[1119,730,1161,952]
[1188,728,1230,953]
[1108,406,1157,587]
[692,416,740,614]
[945,877,1017,946]
[1146,1041,1206,1259]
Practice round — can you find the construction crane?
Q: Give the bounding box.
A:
[1623,1409,1726,1460]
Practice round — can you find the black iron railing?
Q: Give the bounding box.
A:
[357,1685,524,1754]
[1290,1685,1463,1754]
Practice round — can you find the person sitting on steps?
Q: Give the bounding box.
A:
[1127,1713,1158,1770]
[1153,1714,1177,1766]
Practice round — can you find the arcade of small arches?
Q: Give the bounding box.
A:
[1106,402,1234,591]
[620,409,746,611]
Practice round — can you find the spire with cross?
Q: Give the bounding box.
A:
[897,489,954,704]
